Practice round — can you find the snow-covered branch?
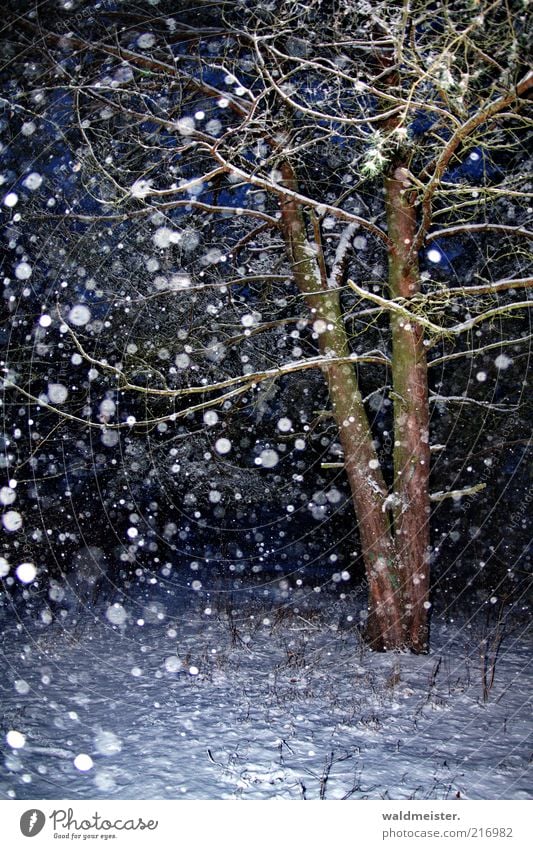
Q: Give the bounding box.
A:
[3,380,254,430]
[348,280,533,339]
[430,482,487,503]
[329,225,359,289]
[445,277,533,297]
[429,395,518,412]
[426,224,533,242]
[428,334,533,367]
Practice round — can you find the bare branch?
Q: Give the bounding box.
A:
[3,380,254,430]
[446,278,533,297]
[211,148,391,245]
[16,19,251,116]
[28,199,280,227]
[414,70,533,249]
[428,334,533,367]
[426,225,533,242]
[430,483,487,503]
[54,318,393,402]
[429,395,518,412]
[348,280,533,338]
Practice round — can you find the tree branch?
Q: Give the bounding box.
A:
[426,224,533,242]
[348,280,533,338]
[429,395,518,412]
[211,147,391,245]
[413,69,533,250]
[428,333,533,367]
[430,482,487,503]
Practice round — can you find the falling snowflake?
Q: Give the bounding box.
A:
[68,304,91,326]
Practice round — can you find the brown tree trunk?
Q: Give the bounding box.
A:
[385,166,431,653]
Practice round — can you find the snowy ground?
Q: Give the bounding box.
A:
[0,580,531,800]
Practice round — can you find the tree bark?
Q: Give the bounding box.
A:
[385,166,431,653]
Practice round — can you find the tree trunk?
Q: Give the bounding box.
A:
[385,166,431,653]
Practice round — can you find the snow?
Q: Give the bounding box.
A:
[99,398,116,420]
[214,438,232,455]
[47,383,68,404]
[15,563,36,584]
[176,117,195,136]
[312,319,328,334]
[0,584,530,800]
[277,417,292,433]
[68,304,91,327]
[101,430,119,448]
[257,449,279,468]
[105,604,127,626]
[21,121,36,136]
[94,729,122,756]
[130,179,152,198]
[23,172,43,190]
[0,487,16,506]
[1,511,23,532]
[6,731,26,750]
[153,227,181,249]
[15,261,32,280]
[205,118,222,136]
[495,354,512,370]
[137,33,156,49]
[73,754,94,772]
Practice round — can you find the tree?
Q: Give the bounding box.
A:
[1,0,531,651]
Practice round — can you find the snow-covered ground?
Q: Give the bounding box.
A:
[0,580,531,800]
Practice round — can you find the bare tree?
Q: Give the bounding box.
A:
[3,0,532,650]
